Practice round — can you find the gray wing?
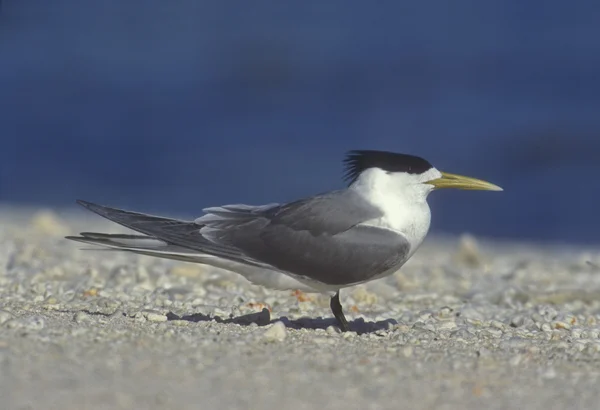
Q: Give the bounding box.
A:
[197,190,412,286]
[73,191,411,287]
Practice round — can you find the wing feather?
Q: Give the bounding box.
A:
[198,190,410,286]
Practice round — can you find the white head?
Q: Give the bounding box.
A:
[343,150,502,203]
[343,150,503,251]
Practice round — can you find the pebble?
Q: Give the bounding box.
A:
[437,321,458,331]
[437,306,454,319]
[0,310,15,325]
[571,327,584,339]
[401,346,414,358]
[549,330,564,341]
[483,328,503,338]
[6,315,46,330]
[352,287,378,304]
[552,321,571,330]
[455,234,484,267]
[460,307,485,321]
[451,327,476,341]
[540,367,557,380]
[510,315,525,328]
[145,313,168,323]
[416,310,434,322]
[509,354,523,366]
[490,320,506,330]
[262,321,287,342]
[73,312,91,324]
[312,337,334,345]
[170,320,189,327]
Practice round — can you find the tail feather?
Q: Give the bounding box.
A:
[66,232,213,263]
[67,200,267,268]
[76,199,199,237]
[73,199,220,253]
[72,232,169,248]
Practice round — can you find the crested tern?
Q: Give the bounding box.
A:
[66,150,502,331]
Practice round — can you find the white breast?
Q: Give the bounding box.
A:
[348,167,439,257]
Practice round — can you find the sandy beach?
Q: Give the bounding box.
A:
[1,207,600,410]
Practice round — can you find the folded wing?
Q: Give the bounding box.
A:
[197,190,411,286]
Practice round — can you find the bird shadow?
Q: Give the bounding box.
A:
[165,308,396,335]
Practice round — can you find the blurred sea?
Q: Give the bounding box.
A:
[1,1,599,243]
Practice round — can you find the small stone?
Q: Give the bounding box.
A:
[460,306,484,321]
[510,315,525,328]
[477,347,492,358]
[6,315,45,330]
[312,336,334,345]
[465,318,483,327]
[552,321,571,330]
[484,328,503,338]
[538,306,558,321]
[212,308,231,319]
[455,234,483,267]
[540,367,557,380]
[263,321,287,342]
[146,313,168,323]
[490,320,505,330]
[531,313,544,324]
[326,326,340,335]
[437,306,454,319]
[0,310,14,325]
[416,310,434,322]
[588,342,600,353]
[571,327,583,339]
[352,287,378,305]
[450,327,476,341]
[558,314,577,326]
[573,341,587,352]
[437,321,458,331]
[509,354,523,366]
[342,331,356,340]
[73,312,90,324]
[401,346,413,358]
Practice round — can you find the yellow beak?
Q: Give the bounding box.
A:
[428,172,503,191]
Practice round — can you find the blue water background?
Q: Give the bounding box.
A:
[1,1,599,244]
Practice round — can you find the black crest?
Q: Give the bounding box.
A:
[343,150,433,184]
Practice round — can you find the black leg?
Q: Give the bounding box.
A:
[330,291,350,332]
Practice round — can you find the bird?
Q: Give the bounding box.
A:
[66,150,502,332]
